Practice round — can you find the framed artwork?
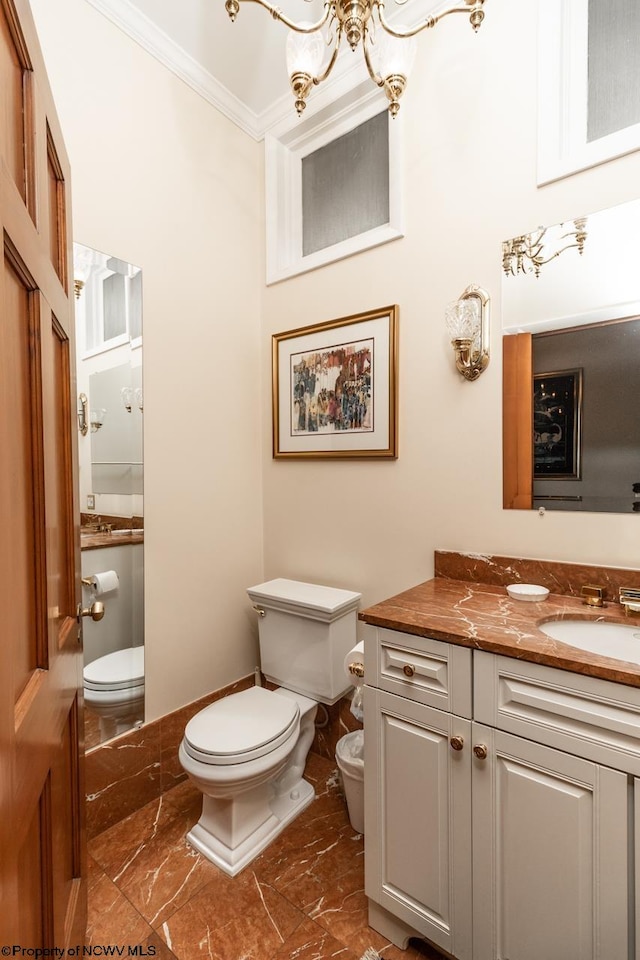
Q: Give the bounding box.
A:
[272,305,398,459]
[533,368,583,479]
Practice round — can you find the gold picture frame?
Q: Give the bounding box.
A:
[272,305,399,460]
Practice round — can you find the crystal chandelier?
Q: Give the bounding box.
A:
[224,0,487,117]
[502,218,588,279]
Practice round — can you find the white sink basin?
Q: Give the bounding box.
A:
[539,619,640,663]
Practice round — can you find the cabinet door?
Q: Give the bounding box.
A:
[364,686,472,960]
[473,724,629,960]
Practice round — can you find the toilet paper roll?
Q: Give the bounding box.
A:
[344,641,365,687]
[90,570,119,596]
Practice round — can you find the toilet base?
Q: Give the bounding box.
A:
[187,777,315,877]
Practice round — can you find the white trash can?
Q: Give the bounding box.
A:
[336,730,365,835]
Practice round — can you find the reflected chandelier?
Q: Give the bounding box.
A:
[502,218,588,279]
[224,0,487,117]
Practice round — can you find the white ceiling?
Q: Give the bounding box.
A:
[87,0,333,138]
[86,0,441,140]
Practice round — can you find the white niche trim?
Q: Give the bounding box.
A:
[538,0,640,185]
[265,76,405,285]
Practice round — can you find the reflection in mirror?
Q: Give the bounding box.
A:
[502,198,640,514]
[74,243,144,746]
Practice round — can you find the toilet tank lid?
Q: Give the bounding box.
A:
[83,646,144,687]
[247,579,361,620]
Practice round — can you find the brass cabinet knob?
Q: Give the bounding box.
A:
[402,664,415,678]
[77,600,105,622]
[473,744,488,760]
[450,736,464,751]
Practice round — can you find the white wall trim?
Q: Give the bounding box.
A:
[84,0,447,141]
[84,0,264,139]
[538,0,640,185]
[265,80,405,284]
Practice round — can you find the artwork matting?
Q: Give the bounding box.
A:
[272,306,398,460]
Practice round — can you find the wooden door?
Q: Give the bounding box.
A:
[472,725,628,960]
[503,332,533,509]
[364,687,473,960]
[0,0,85,947]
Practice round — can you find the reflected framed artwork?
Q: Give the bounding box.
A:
[533,368,583,479]
[272,305,398,459]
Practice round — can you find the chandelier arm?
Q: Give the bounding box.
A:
[362,29,385,86]
[376,1,479,39]
[533,242,585,268]
[314,31,342,84]
[241,0,333,33]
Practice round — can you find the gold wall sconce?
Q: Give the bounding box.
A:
[445,285,490,382]
[78,393,88,436]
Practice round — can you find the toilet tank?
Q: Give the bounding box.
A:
[247,579,361,704]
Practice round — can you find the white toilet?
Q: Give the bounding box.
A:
[83,645,145,739]
[178,578,361,877]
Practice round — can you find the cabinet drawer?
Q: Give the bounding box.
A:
[365,627,472,717]
[475,651,640,776]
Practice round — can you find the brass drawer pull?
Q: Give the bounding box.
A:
[402,664,415,678]
[473,744,488,760]
[450,736,464,751]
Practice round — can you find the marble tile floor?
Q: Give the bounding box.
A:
[87,752,448,960]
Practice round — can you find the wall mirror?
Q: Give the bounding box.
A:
[502,197,640,514]
[74,243,144,747]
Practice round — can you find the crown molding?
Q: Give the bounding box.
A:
[84,0,264,140]
[85,0,450,141]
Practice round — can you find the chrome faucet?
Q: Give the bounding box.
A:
[619,588,640,616]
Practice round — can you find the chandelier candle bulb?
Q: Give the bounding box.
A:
[223,0,488,116]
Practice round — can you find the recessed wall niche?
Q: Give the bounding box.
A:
[265,81,404,284]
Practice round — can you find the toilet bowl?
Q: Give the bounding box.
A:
[179,578,361,877]
[83,646,144,738]
[179,685,317,877]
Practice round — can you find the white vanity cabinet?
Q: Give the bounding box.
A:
[363,628,474,960]
[364,629,636,960]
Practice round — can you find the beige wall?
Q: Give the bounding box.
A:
[261,0,640,629]
[30,0,264,720]
[30,0,640,721]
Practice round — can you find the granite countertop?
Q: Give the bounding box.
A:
[359,577,640,689]
[81,529,144,550]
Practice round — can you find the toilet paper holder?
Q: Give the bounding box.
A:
[348,661,364,679]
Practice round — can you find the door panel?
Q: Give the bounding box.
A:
[0,0,84,947]
[46,129,67,284]
[0,0,30,203]
[365,687,472,960]
[2,251,41,702]
[472,725,629,960]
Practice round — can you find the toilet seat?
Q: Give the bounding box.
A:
[183,687,300,765]
[83,646,144,693]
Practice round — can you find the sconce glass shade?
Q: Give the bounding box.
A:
[445,297,480,342]
[286,26,325,77]
[372,32,417,80]
[445,286,490,382]
[90,408,107,431]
